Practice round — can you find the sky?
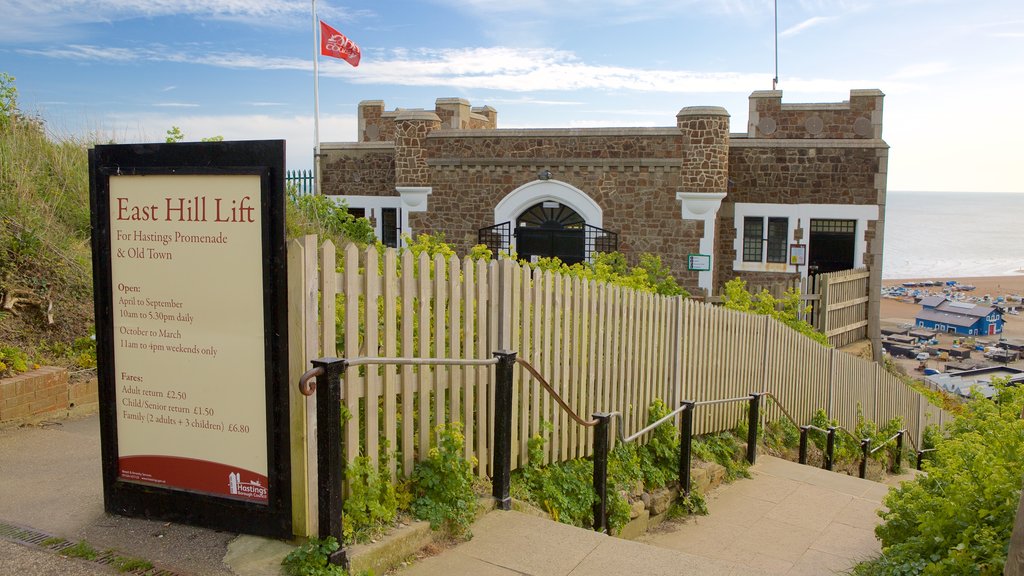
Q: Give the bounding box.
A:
[1,0,1022,193]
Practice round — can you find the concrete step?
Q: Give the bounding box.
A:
[399,455,896,575]
[397,508,772,576]
[640,455,890,575]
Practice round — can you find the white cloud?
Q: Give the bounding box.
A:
[781,16,837,37]
[154,102,200,108]
[886,62,951,80]
[19,42,878,95]
[81,112,357,171]
[0,0,375,43]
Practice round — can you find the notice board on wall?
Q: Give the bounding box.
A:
[89,140,291,537]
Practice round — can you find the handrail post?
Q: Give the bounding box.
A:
[491,350,517,511]
[312,357,349,569]
[679,402,695,496]
[895,430,904,473]
[592,412,613,534]
[798,426,809,465]
[746,393,761,465]
[916,450,924,470]
[859,438,870,479]
[825,427,836,471]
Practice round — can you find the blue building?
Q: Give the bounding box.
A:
[915,295,1004,336]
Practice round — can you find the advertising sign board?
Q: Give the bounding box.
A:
[89,141,291,537]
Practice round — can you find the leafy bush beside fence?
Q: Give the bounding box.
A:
[856,381,1024,575]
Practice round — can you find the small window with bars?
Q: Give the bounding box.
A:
[742,216,789,263]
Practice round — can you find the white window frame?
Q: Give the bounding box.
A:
[330,187,431,248]
[732,202,879,277]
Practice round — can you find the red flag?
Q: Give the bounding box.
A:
[319,21,361,67]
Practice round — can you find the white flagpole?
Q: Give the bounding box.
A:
[312,0,321,195]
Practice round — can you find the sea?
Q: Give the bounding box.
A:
[883,191,1024,279]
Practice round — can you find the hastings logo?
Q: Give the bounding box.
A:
[228,471,268,499]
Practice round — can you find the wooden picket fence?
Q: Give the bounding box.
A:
[287,237,949,484]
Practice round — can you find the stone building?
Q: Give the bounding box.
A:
[320,89,887,306]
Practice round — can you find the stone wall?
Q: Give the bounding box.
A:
[329,91,887,303]
[414,129,707,293]
[715,141,885,288]
[320,143,396,197]
[0,367,98,424]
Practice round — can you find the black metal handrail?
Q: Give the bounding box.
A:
[898,424,936,471]
[300,355,918,557]
[296,352,512,569]
[514,357,613,533]
[515,358,600,427]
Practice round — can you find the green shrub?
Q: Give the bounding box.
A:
[636,398,680,489]
[282,537,348,576]
[0,345,31,377]
[692,432,750,481]
[720,278,827,346]
[342,451,400,544]
[286,190,375,246]
[410,423,477,537]
[863,381,1024,574]
[530,251,688,297]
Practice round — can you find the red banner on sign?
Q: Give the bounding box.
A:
[120,455,269,503]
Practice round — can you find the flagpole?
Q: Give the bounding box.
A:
[312,0,321,195]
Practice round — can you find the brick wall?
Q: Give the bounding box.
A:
[0,367,98,424]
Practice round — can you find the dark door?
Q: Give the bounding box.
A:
[514,201,586,264]
[808,219,855,275]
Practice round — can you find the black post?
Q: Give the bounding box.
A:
[592,413,612,534]
[916,451,924,471]
[895,430,904,473]
[312,357,349,569]
[491,350,517,511]
[746,393,761,465]
[825,427,836,471]
[859,439,870,479]
[798,426,809,465]
[679,402,695,496]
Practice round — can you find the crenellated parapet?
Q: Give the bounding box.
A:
[747,89,884,139]
[359,98,498,143]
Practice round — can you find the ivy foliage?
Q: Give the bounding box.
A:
[860,382,1024,575]
[410,423,478,537]
[720,278,828,346]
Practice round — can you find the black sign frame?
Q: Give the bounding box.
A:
[89,140,291,538]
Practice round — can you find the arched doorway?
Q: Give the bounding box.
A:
[514,201,587,264]
[479,180,618,262]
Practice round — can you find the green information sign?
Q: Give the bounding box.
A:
[687,254,711,272]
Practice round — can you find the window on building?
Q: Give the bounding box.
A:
[381,208,400,248]
[743,216,788,263]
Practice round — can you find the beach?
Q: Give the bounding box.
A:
[880,275,1024,340]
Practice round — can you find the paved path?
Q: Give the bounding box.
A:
[400,456,898,576]
[640,456,891,575]
[1,413,905,576]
